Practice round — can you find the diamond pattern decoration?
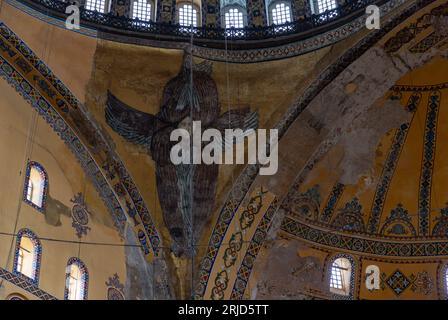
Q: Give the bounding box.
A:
[386,270,411,296]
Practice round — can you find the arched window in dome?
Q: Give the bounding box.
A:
[329,256,352,297]
[313,0,337,14]
[178,2,200,27]
[224,7,244,28]
[64,258,89,300]
[23,161,48,212]
[13,229,42,285]
[268,1,292,25]
[85,0,111,13]
[221,0,247,29]
[131,0,154,22]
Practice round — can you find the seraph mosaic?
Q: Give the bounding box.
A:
[105,56,259,256]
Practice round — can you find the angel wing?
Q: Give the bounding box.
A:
[105,90,157,149]
[211,108,259,150]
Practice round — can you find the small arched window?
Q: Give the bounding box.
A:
[7,293,27,300]
[23,161,48,212]
[224,6,245,28]
[445,267,448,297]
[65,258,89,300]
[85,0,110,13]
[329,257,352,296]
[131,0,153,21]
[269,1,292,25]
[13,229,42,285]
[178,3,199,27]
[314,0,337,14]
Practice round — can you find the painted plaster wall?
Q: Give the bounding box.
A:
[0,74,127,300]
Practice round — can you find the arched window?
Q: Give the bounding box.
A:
[269,1,292,25]
[64,258,89,300]
[314,0,337,14]
[85,0,110,13]
[13,229,42,285]
[7,293,27,300]
[178,3,199,27]
[329,256,352,296]
[131,0,153,22]
[224,6,245,28]
[23,161,48,212]
[445,267,448,297]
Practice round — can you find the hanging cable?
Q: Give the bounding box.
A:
[1,19,52,288]
[188,0,194,298]
[1,109,39,290]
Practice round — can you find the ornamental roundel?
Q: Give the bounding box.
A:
[70,193,91,238]
[72,204,89,226]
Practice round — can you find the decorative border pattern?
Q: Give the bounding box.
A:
[383,1,448,53]
[391,82,448,92]
[409,31,447,53]
[206,188,276,300]
[22,161,49,213]
[418,91,441,235]
[367,122,412,233]
[320,182,345,223]
[64,257,89,300]
[281,216,448,257]
[0,267,57,300]
[12,228,42,286]
[229,198,278,300]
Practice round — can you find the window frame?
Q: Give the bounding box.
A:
[64,257,89,300]
[310,0,339,24]
[177,2,200,27]
[328,254,355,299]
[222,5,247,29]
[13,229,42,285]
[130,0,154,22]
[268,0,292,26]
[311,0,338,14]
[84,0,112,13]
[23,161,48,213]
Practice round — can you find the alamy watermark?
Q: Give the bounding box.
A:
[365,5,381,30]
[170,121,278,176]
[65,3,80,30]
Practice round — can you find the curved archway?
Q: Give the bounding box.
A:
[0,22,162,261]
[195,0,448,299]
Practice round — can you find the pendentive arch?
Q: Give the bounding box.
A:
[195,0,447,299]
[0,22,161,261]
